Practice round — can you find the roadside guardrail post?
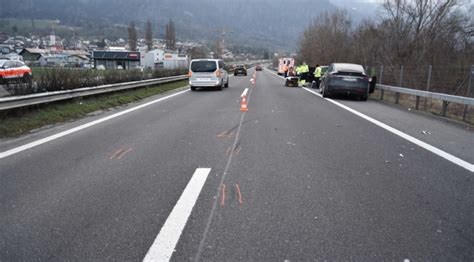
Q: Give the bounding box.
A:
[442,101,448,117]
[462,65,473,121]
[415,95,420,110]
[424,65,432,110]
[374,83,474,123]
[379,65,384,100]
[395,65,403,104]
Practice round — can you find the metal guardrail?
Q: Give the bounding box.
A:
[0,75,188,111]
[267,64,472,120]
[376,84,474,121]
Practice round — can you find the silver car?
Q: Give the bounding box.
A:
[189,59,229,91]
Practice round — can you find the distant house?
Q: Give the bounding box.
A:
[107,46,127,51]
[62,50,90,57]
[92,50,141,70]
[0,44,14,55]
[1,53,23,61]
[66,54,90,67]
[19,48,49,65]
[39,54,68,67]
[142,48,189,70]
[0,44,23,61]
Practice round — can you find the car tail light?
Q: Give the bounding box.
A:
[215,70,221,77]
[188,70,192,77]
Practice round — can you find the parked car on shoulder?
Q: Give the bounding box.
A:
[320,63,370,101]
[189,59,229,91]
[0,59,32,84]
[234,65,247,76]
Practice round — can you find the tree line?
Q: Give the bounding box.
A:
[127,19,176,51]
[298,0,473,93]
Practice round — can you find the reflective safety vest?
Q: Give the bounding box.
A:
[314,66,322,78]
[295,65,301,74]
[300,64,309,73]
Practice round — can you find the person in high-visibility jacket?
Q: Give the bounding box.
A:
[299,62,309,86]
[314,64,322,89]
[295,64,301,76]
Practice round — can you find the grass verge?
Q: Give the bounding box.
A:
[0,80,188,138]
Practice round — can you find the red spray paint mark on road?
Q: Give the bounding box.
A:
[220,184,226,206]
[235,184,243,205]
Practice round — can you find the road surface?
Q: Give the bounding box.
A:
[1,68,473,261]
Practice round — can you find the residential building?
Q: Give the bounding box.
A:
[66,54,90,67]
[19,48,49,65]
[39,54,68,67]
[142,48,188,70]
[93,50,141,70]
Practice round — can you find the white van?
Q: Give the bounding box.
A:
[189,59,229,91]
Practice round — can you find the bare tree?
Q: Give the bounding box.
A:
[165,19,176,50]
[298,9,352,65]
[351,20,382,66]
[212,39,223,59]
[299,1,472,67]
[298,1,473,94]
[127,21,137,51]
[379,0,469,66]
[190,47,207,59]
[145,20,153,51]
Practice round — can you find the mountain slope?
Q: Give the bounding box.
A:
[1,0,377,51]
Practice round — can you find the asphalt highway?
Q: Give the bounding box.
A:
[1,68,473,261]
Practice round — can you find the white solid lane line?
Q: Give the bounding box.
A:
[0,89,190,160]
[143,168,211,262]
[302,87,474,173]
[264,68,474,173]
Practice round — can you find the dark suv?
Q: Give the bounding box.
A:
[234,65,247,76]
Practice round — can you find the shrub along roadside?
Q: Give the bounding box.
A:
[3,68,188,96]
[0,80,188,138]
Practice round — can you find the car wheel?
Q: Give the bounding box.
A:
[225,78,229,88]
[360,94,368,101]
[190,86,196,91]
[322,86,330,98]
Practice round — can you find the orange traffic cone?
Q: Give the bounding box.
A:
[240,96,248,112]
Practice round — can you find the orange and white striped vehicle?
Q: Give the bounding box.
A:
[0,59,32,84]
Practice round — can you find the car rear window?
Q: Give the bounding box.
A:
[334,71,365,77]
[191,61,217,72]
